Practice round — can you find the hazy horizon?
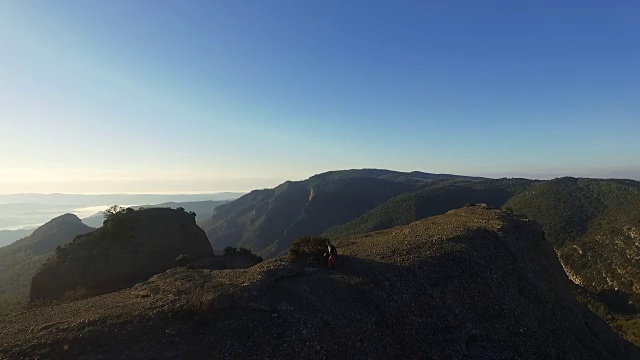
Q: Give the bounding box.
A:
[1,167,640,195]
[0,191,245,232]
[2,2,639,194]
[0,190,254,196]
[0,169,640,196]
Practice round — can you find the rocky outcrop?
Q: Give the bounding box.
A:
[3,206,637,359]
[30,208,213,301]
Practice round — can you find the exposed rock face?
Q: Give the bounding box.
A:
[3,206,637,359]
[30,208,213,301]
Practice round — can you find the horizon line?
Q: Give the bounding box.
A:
[0,191,250,196]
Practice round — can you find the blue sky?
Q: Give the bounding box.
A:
[1,1,639,193]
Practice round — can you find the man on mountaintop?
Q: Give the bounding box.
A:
[325,240,337,269]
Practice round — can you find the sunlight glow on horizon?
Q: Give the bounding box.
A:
[0,177,285,195]
[1,1,639,193]
[2,166,639,195]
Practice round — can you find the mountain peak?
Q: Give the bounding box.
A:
[29,213,83,234]
[16,213,93,253]
[46,212,82,224]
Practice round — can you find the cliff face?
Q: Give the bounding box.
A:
[3,206,637,359]
[30,208,213,301]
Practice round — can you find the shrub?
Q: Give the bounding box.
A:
[223,246,237,255]
[175,254,191,267]
[287,236,328,265]
[103,205,134,220]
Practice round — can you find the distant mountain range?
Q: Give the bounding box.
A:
[0,214,93,316]
[0,192,244,232]
[0,192,244,205]
[0,228,34,248]
[202,169,484,258]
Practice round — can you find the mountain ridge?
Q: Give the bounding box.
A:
[202,169,483,258]
[1,206,637,359]
[0,228,34,248]
[324,177,535,239]
[0,214,94,316]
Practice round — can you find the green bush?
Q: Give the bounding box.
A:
[287,236,328,265]
[174,254,191,267]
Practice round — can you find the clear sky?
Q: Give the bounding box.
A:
[1,1,639,193]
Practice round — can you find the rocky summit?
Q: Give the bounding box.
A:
[29,208,213,301]
[1,206,638,359]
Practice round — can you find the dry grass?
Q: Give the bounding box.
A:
[185,286,210,313]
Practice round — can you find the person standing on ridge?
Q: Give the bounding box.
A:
[325,240,337,269]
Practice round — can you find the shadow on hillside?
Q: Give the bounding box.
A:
[322,254,412,276]
[188,251,640,359]
[596,289,640,315]
[24,251,640,359]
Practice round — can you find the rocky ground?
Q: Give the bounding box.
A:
[1,205,638,359]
